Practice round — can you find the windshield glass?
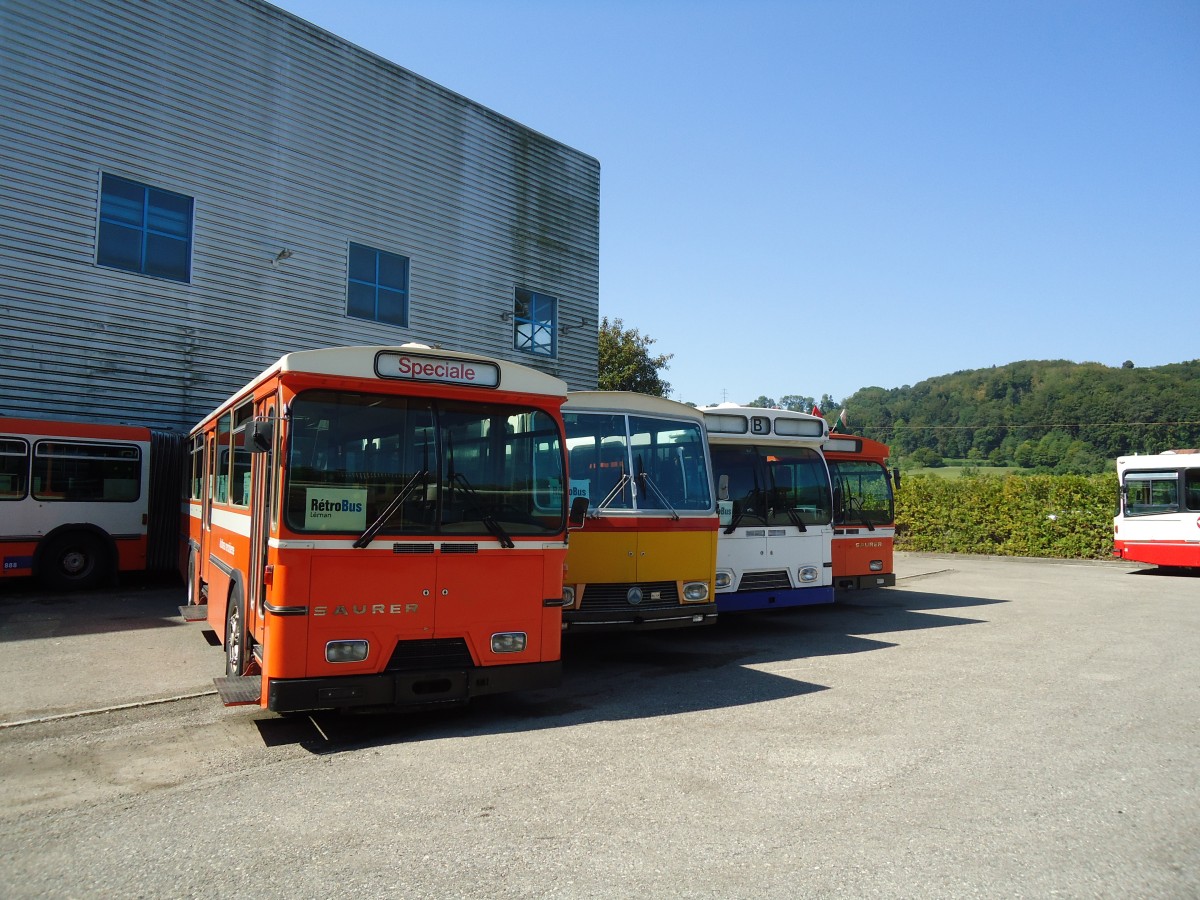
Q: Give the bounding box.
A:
[711,443,832,527]
[284,390,564,536]
[829,459,894,526]
[564,412,712,512]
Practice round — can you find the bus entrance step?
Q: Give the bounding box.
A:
[178,605,208,622]
[214,675,262,706]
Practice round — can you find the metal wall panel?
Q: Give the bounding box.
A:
[0,0,600,432]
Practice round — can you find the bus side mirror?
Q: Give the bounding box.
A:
[892,467,902,490]
[718,474,729,502]
[569,496,589,527]
[248,417,274,453]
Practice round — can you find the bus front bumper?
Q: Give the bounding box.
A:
[563,603,717,632]
[266,660,561,713]
[834,573,897,591]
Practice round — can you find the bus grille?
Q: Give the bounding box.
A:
[385,638,473,672]
[580,581,680,611]
[440,543,478,554]
[393,543,435,554]
[738,570,792,592]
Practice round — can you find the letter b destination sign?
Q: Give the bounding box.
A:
[375,351,500,388]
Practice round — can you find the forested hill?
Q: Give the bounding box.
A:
[842,359,1200,473]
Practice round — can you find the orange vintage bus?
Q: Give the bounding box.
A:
[822,434,897,590]
[1,417,184,589]
[183,344,571,714]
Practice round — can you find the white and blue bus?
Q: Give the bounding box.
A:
[700,405,834,612]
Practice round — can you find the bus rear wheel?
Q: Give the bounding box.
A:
[225,586,248,677]
[39,531,110,591]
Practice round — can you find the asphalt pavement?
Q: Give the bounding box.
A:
[0,553,1197,899]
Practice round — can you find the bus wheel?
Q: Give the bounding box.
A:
[39,532,109,591]
[186,551,203,606]
[225,586,248,677]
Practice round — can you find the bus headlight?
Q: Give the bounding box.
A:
[798,566,819,583]
[869,560,884,572]
[682,582,709,602]
[715,571,733,590]
[561,585,576,609]
[491,632,527,654]
[326,640,369,663]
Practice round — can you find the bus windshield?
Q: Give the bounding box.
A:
[829,459,894,526]
[711,443,831,527]
[284,390,564,537]
[564,412,711,512]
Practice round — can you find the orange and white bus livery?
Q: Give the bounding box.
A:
[823,434,898,590]
[183,344,571,714]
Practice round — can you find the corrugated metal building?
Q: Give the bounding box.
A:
[0,0,600,432]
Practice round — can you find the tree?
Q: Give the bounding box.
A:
[747,396,777,408]
[597,317,672,396]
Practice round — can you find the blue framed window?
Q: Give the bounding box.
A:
[348,242,409,327]
[97,173,193,282]
[514,288,557,357]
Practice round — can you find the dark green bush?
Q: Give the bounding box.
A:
[895,473,1116,559]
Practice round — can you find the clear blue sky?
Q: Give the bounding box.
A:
[273,0,1199,410]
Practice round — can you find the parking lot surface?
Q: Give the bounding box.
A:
[0,553,1197,898]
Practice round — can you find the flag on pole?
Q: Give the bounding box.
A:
[811,404,822,419]
[832,407,848,433]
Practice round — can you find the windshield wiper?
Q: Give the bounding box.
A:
[638,471,679,520]
[353,469,429,548]
[450,472,514,549]
[596,468,630,513]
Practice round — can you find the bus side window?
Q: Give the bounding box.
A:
[0,438,30,499]
[1186,471,1200,511]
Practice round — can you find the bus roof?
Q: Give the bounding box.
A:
[1116,451,1200,472]
[823,434,891,459]
[195,344,570,431]
[698,404,829,440]
[564,391,705,421]
[0,417,152,442]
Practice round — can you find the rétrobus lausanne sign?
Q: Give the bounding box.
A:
[374,350,500,388]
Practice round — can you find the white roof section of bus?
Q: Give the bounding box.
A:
[564,391,705,422]
[1117,450,1200,474]
[698,403,829,440]
[193,344,569,432]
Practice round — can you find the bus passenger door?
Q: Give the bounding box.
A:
[246,402,275,645]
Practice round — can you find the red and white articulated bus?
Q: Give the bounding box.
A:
[1113,450,1200,569]
[183,344,573,714]
[822,434,897,590]
[1,417,184,589]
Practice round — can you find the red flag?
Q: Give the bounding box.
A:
[811,404,822,418]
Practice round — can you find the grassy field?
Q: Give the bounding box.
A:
[903,463,1013,479]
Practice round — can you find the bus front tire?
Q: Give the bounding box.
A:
[225,586,248,677]
[38,531,110,592]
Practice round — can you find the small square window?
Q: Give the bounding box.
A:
[348,242,409,328]
[514,288,556,357]
[97,173,193,283]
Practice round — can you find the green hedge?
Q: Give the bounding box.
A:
[895,473,1117,559]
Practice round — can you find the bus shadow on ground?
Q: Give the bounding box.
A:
[0,574,185,643]
[261,587,998,753]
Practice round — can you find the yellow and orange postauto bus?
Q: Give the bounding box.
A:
[183,344,571,714]
[559,392,718,631]
[823,434,897,590]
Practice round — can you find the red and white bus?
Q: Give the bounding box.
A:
[1,417,184,589]
[823,434,897,590]
[1113,450,1200,569]
[184,344,572,714]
